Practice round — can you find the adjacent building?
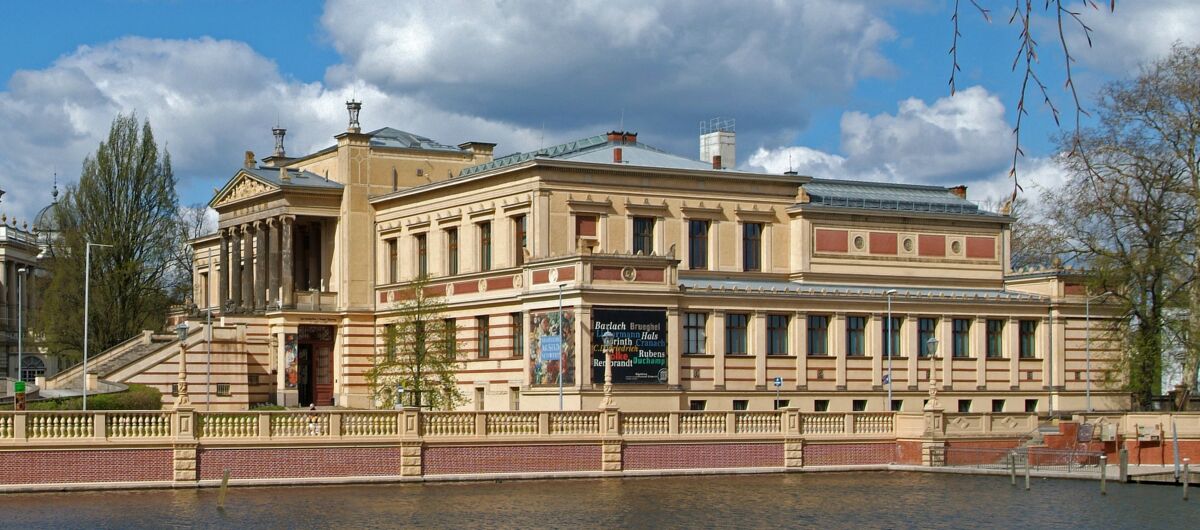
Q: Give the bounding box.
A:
[116,103,1124,413]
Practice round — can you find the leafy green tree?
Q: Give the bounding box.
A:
[36,113,180,360]
[366,276,464,410]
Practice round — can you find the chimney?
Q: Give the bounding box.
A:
[279,167,291,183]
[712,155,722,169]
[272,127,287,157]
[244,151,256,168]
[700,117,736,168]
[949,185,968,199]
[346,100,362,133]
[613,147,623,164]
[607,131,623,142]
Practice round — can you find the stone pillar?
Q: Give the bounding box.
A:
[784,407,804,468]
[833,313,847,390]
[712,311,726,390]
[398,407,423,476]
[600,405,622,472]
[307,221,321,291]
[667,308,681,389]
[753,312,767,390]
[241,224,254,312]
[281,216,295,307]
[171,406,198,484]
[218,230,229,312]
[268,218,281,308]
[230,228,243,311]
[254,221,268,311]
[870,313,884,390]
[794,311,807,391]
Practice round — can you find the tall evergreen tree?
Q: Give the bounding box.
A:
[36,113,179,360]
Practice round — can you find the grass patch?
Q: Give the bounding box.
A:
[27,384,163,410]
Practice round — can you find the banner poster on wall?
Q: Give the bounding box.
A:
[530,308,576,386]
[284,333,298,389]
[591,307,668,384]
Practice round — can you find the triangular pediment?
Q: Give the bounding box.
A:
[210,171,279,208]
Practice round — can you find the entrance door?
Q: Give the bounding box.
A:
[314,344,333,406]
[297,325,335,407]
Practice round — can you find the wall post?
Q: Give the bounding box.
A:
[399,407,423,477]
[600,405,623,472]
[171,408,199,485]
[784,408,804,468]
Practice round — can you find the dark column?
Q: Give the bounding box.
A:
[254,220,267,311]
[230,228,242,311]
[241,224,254,311]
[281,216,295,308]
[268,218,280,307]
[307,221,321,291]
[218,230,229,312]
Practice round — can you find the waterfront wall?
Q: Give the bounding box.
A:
[1,408,1197,491]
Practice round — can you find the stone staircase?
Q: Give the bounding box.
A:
[45,331,179,391]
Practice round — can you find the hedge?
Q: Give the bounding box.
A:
[27,384,163,411]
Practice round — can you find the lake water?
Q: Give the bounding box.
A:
[0,472,1195,529]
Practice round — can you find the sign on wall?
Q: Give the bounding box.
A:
[284,333,298,389]
[530,309,576,386]
[591,308,668,384]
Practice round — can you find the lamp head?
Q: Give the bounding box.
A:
[925,336,939,355]
[885,289,898,296]
[175,321,189,342]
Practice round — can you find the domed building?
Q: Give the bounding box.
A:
[0,184,60,384]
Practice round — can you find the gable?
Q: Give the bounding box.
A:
[210,172,278,208]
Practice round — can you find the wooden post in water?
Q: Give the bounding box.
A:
[1184,459,1190,501]
[1119,448,1129,483]
[1099,455,1107,495]
[217,469,231,508]
[1009,453,1016,486]
[1024,458,1031,491]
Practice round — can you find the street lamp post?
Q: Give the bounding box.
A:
[600,330,614,409]
[16,266,27,384]
[925,336,941,411]
[885,289,897,411]
[175,322,190,408]
[557,283,564,411]
[82,242,113,411]
[1085,291,1113,413]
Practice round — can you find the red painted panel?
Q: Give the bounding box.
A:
[635,268,664,282]
[455,280,478,294]
[558,266,575,280]
[575,215,597,237]
[424,284,447,297]
[965,236,995,259]
[593,266,623,281]
[918,234,946,257]
[487,276,514,291]
[814,229,848,253]
[532,270,550,284]
[869,232,898,255]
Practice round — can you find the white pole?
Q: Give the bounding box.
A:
[207,251,213,411]
[83,244,91,411]
[1086,293,1092,413]
[16,267,24,385]
[886,290,896,411]
[557,283,564,411]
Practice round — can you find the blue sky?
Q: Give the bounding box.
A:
[1,0,1197,223]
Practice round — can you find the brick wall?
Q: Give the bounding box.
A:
[895,440,924,465]
[623,443,783,470]
[423,444,601,475]
[803,443,895,466]
[0,449,172,485]
[944,440,1020,466]
[197,447,403,480]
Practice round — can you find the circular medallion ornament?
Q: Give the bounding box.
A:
[902,238,914,252]
[548,268,559,283]
[478,279,488,292]
[446,283,455,296]
[951,241,962,255]
[620,266,636,282]
[513,274,523,288]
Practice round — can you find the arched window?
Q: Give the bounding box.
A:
[21,356,46,383]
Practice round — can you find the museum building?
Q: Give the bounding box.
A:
[107,102,1125,413]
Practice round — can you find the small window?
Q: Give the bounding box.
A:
[387,239,398,283]
[732,399,749,411]
[725,313,749,355]
[511,312,524,358]
[767,314,789,355]
[478,222,492,271]
[952,318,970,358]
[847,316,866,356]
[852,399,867,412]
[632,217,654,254]
[774,399,790,410]
[882,316,901,358]
[689,400,707,411]
[216,383,232,397]
[807,315,829,356]
[444,318,457,357]
[991,399,1006,413]
[384,323,398,361]
[248,374,261,385]
[513,215,527,266]
[446,228,459,276]
[958,400,972,413]
[986,319,1004,358]
[1019,320,1037,358]
[688,220,709,269]
[891,400,903,412]
[474,388,485,411]
[415,234,428,278]
[509,388,521,411]
[1024,399,1038,413]
[814,399,830,412]
[918,317,937,357]
[684,312,707,355]
[743,222,763,271]
[171,383,179,397]
[477,316,490,359]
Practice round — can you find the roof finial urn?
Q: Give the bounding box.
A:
[272,126,287,157]
[346,100,362,133]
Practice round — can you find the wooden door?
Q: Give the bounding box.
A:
[314,343,334,406]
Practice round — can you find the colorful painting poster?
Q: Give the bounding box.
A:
[591,307,668,384]
[530,308,575,386]
[284,333,298,389]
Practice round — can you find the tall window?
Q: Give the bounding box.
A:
[847,316,866,356]
[478,221,492,271]
[952,318,970,358]
[446,228,459,275]
[688,220,709,269]
[767,314,789,355]
[725,313,749,355]
[513,215,527,266]
[415,234,428,278]
[743,222,763,271]
[1019,320,1037,358]
[387,239,398,283]
[476,316,490,359]
[444,318,457,357]
[918,318,937,357]
[511,312,524,357]
[807,315,829,356]
[632,217,654,255]
[882,316,901,358]
[986,319,1004,358]
[384,323,397,361]
[684,312,707,355]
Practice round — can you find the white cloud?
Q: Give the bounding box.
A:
[1069,0,1200,74]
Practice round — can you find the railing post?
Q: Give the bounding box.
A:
[668,411,680,435]
[845,413,856,435]
[14,412,27,440]
[399,407,423,477]
[726,412,737,435]
[171,407,198,486]
[785,408,804,469]
[982,412,993,434]
[93,412,107,440]
[538,412,550,435]
[475,412,487,437]
[258,413,271,439]
[600,405,623,472]
[329,412,343,439]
